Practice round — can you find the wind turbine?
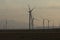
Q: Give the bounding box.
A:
[52,20,54,29]
[28,5,35,30]
[32,17,42,29]
[44,18,50,29]
[47,19,50,29]
[46,18,54,29]
[35,16,46,29]
[32,17,34,29]
[38,17,45,29]
[43,19,45,29]
[6,19,7,29]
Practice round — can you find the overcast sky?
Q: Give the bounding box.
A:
[0,0,60,28]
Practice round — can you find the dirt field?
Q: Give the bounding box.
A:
[0,29,60,40]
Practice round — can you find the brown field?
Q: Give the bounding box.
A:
[0,29,60,40]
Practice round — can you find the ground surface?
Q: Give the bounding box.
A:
[0,29,60,40]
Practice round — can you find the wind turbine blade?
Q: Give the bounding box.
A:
[31,7,35,12]
[28,4,30,10]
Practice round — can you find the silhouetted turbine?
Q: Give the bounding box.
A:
[45,19,50,29]
[28,5,35,29]
[5,19,7,29]
[34,16,46,29]
[32,17,34,29]
[43,19,45,29]
[52,20,54,28]
[46,19,54,29]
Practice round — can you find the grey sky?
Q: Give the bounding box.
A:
[0,0,60,28]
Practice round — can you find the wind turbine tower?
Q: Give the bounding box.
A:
[47,19,50,29]
[28,5,35,30]
[32,17,34,29]
[43,19,45,29]
[5,19,7,29]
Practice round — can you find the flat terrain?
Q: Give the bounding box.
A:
[0,29,60,40]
